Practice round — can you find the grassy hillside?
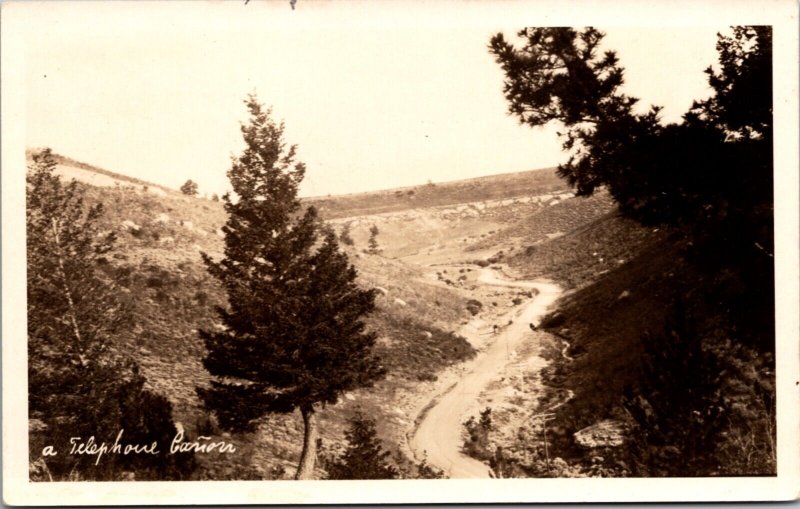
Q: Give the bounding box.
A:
[305,167,566,219]
[507,208,667,290]
[69,173,478,479]
[482,208,775,477]
[30,151,773,479]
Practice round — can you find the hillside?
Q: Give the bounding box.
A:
[26,149,177,197]
[473,212,776,477]
[72,179,485,478]
[28,150,773,480]
[305,167,566,219]
[30,152,580,478]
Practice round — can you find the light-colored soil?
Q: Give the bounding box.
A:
[54,163,171,197]
[408,267,562,478]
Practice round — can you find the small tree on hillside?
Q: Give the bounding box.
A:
[27,149,193,480]
[180,179,199,196]
[339,223,354,246]
[198,96,385,479]
[367,224,380,254]
[326,411,398,479]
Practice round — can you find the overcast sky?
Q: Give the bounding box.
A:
[21,2,726,197]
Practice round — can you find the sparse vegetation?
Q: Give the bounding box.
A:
[305,167,565,219]
[26,29,775,479]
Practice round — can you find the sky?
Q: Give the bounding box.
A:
[20,1,726,198]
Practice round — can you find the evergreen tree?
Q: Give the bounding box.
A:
[367,224,380,254]
[198,96,385,479]
[180,179,199,196]
[489,26,774,349]
[488,27,772,230]
[338,222,354,246]
[327,411,398,479]
[490,26,775,472]
[27,149,193,480]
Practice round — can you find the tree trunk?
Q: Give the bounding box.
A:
[51,218,86,362]
[295,404,318,480]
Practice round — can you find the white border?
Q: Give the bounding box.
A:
[3,0,798,504]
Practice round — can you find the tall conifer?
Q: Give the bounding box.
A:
[198,96,384,479]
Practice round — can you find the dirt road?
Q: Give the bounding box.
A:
[409,267,562,478]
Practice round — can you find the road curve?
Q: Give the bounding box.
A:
[409,267,563,478]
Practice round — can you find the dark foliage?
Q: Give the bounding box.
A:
[326,411,398,479]
[489,27,772,233]
[339,222,354,246]
[180,179,199,196]
[197,96,384,478]
[488,24,775,342]
[462,407,493,460]
[624,298,776,476]
[367,224,380,254]
[623,301,724,475]
[490,26,774,474]
[27,149,194,480]
[465,299,483,316]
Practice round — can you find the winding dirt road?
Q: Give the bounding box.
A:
[409,267,563,478]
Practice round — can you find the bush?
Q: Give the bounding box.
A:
[30,359,196,480]
[462,407,493,461]
[26,149,195,481]
[623,301,744,476]
[466,299,483,316]
[180,180,199,196]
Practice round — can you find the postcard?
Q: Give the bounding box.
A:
[3,0,798,504]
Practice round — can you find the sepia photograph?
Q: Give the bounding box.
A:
[2,0,798,504]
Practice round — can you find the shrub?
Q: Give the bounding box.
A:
[462,407,493,461]
[180,180,199,196]
[466,299,483,316]
[623,301,727,475]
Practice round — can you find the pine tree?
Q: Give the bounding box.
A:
[327,411,398,479]
[198,96,385,479]
[367,224,380,254]
[338,222,354,246]
[488,26,772,229]
[27,149,193,480]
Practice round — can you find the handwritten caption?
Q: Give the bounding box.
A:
[41,429,236,465]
